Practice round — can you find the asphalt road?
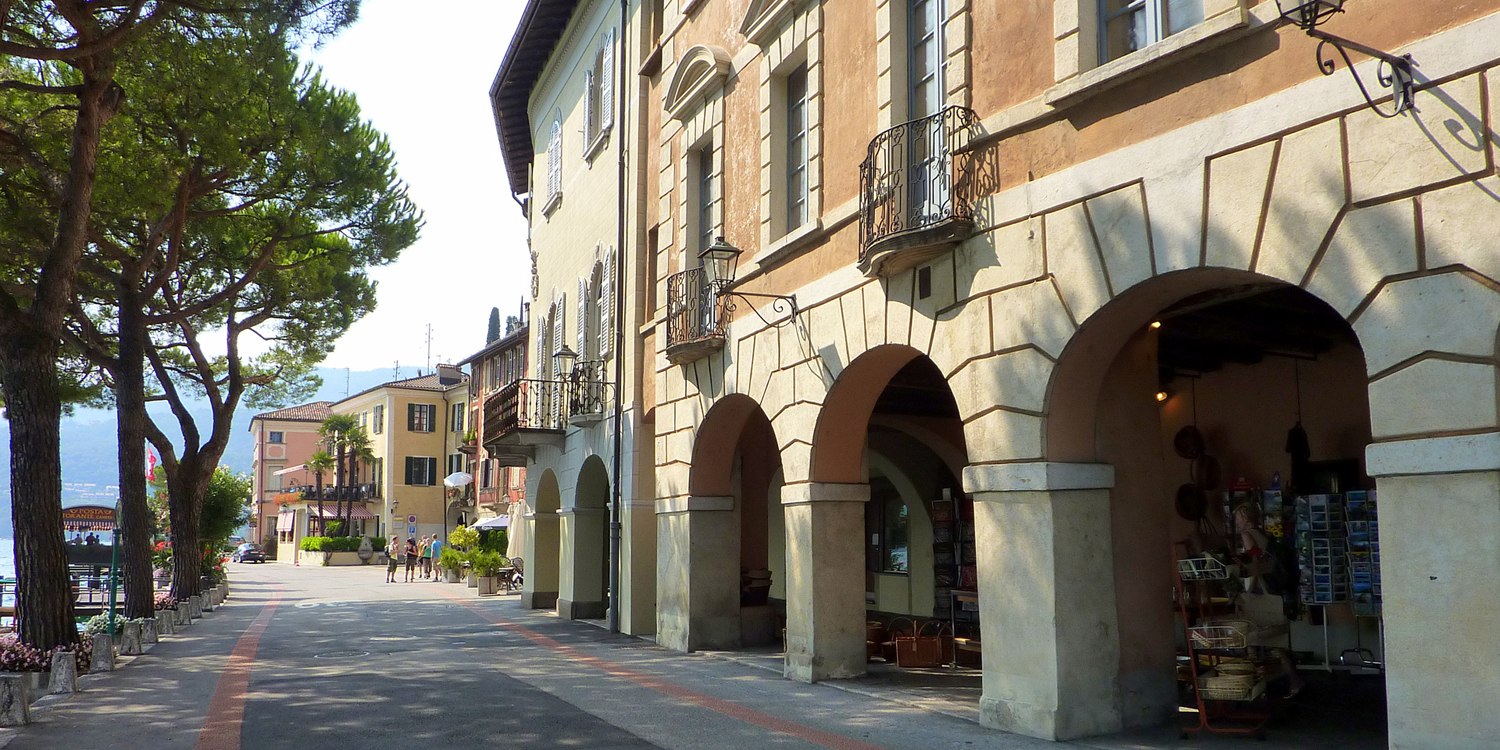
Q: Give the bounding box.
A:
[0,563,1374,750]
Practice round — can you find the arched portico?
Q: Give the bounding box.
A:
[521,469,561,610]
[559,455,610,619]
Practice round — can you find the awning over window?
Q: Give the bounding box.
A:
[62,505,115,531]
[313,504,378,520]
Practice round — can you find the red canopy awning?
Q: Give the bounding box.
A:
[313,504,377,520]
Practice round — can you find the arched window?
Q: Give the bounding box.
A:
[546,119,562,205]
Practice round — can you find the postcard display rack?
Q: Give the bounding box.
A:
[932,489,981,668]
[1295,490,1383,671]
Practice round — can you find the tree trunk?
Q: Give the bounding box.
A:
[115,301,155,619]
[335,447,347,536]
[167,456,206,600]
[0,339,79,650]
[315,474,324,536]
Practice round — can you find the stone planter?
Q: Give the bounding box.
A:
[444,568,461,584]
[48,651,77,694]
[159,609,176,636]
[298,549,367,567]
[143,618,160,645]
[218,581,229,600]
[0,674,32,726]
[175,603,191,627]
[189,596,202,619]
[120,621,144,656]
[466,570,477,588]
[201,593,214,612]
[476,576,499,596]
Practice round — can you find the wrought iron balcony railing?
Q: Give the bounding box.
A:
[665,267,730,361]
[482,369,614,446]
[858,106,978,273]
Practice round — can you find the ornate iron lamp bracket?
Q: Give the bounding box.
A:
[721,290,799,329]
[1307,29,1417,119]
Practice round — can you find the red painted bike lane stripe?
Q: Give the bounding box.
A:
[194,590,282,750]
[429,587,888,750]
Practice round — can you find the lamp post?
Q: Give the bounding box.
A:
[694,236,799,328]
[1275,0,1416,118]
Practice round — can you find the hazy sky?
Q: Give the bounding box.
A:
[304,1,530,374]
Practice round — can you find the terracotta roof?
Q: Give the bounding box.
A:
[334,369,469,407]
[251,401,333,423]
[458,324,530,367]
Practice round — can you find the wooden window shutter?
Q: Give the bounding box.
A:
[600,250,614,357]
[407,403,416,431]
[404,456,414,485]
[601,29,615,132]
[577,276,588,356]
[553,295,566,379]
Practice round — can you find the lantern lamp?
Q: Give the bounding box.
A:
[698,236,743,287]
[1276,0,1344,30]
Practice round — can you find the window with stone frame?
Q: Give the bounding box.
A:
[783,63,810,235]
[1099,0,1204,63]
[545,118,563,210]
[584,29,616,153]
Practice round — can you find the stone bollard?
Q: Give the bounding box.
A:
[157,610,173,636]
[90,633,115,673]
[200,593,214,613]
[48,649,78,694]
[189,596,202,620]
[175,603,191,627]
[0,674,31,726]
[219,581,229,600]
[142,617,159,645]
[120,621,144,656]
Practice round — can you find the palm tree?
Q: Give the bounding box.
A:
[344,426,375,536]
[306,451,335,537]
[319,414,360,536]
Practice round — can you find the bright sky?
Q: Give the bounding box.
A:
[303,1,530,373]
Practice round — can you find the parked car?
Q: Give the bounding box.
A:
[232,543,266,563]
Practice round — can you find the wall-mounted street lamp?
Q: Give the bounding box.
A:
[553,343,578,379]
[698,237,799,327]
[1276,0,1416,118]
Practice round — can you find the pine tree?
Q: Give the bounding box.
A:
[487,307,502,344]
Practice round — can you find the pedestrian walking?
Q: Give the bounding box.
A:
[431,534,445,580]
[404,537,419,582]
[385,534,400,583]
[420,535,434,579]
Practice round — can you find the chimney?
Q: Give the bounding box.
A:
[437,364,462,385]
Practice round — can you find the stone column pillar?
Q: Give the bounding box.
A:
[655,496,740,652]
[521,511,559,610]
[966,462,1122,741]
[558,507,609,619]
[782,482,869,683]
[619,500,659,636]
[1367,434,1500,748]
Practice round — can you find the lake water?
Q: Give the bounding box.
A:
[0,538,12,580]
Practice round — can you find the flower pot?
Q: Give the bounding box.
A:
[466,570,477,588]
[444,568,460,584]
[477,576,498,596]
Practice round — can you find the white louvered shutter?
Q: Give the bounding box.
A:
[547,120,562,200]
[583,69,596,144]
[601,29,615,133]
[599,250,614,357]
[577,277,589,357]
[553,295,566,375]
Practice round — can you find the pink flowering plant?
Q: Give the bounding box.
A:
[0,635,92,673]
[155,591,178,611]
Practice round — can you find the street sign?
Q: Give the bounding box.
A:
[407,515,417,524]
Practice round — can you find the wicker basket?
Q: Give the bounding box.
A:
[1178,555,1229,581]
[1190,619,1253,649]
[1197,672,1257,700]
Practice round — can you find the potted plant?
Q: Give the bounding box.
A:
[471,551,510,596]
[439,548,466,583]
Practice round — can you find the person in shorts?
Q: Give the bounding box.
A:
[404,537,419,582]
[385,534,400,582]
[430,534,445,580]
[420,535,434,578]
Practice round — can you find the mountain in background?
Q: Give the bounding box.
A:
[0,366,412,536]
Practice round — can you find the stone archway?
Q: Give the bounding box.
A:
[522,469,562,610]
[560,455,610,620]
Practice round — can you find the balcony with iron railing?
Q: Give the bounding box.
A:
[298,483,381,501]
[858,105,979,278]
[664,266,731,364]
[482,366,613,464]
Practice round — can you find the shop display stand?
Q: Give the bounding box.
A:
[933,489,980,669]
[1175,544,1278,740]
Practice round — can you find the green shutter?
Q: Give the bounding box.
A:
[404,457,414,485]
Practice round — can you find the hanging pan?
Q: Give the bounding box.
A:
[1193,455,1222,492]
[1174,483,1208,521]
[1173,426,1205,459]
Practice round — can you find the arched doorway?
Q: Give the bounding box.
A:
[1023,271,1389,742]
[522,469,561,610]
[660,394,783,652]
[560,455,610,620]
[787,345,970,683]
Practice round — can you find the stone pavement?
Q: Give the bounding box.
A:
[0,563,1381,750]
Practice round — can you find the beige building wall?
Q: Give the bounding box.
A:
[644,1,1500,747]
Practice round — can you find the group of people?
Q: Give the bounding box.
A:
[385,533,445,583]
[67,532,103,546]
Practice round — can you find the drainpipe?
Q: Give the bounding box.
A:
[608,0,630,635]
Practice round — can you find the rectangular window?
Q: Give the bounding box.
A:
[697,144,715,254]
[785,64,809,234]
[404,456,437,486]
[1100,0,1203,63]
[451,403,465,433]
[372,405,385,434]
[447,453,465,477]
[372,457,383,488]
[481,460,494,489]
[407,403,435,432]
[267,431,284,444]
[909,0,944,119]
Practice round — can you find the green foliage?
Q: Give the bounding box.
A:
[469,551,510,578]
[439,547,467,572]
[447,525,479,551]
[298,536,384,552]
[203,468,253,549]
[324,520,346,537]
[478,530,508,554]
[487,307,501,344]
